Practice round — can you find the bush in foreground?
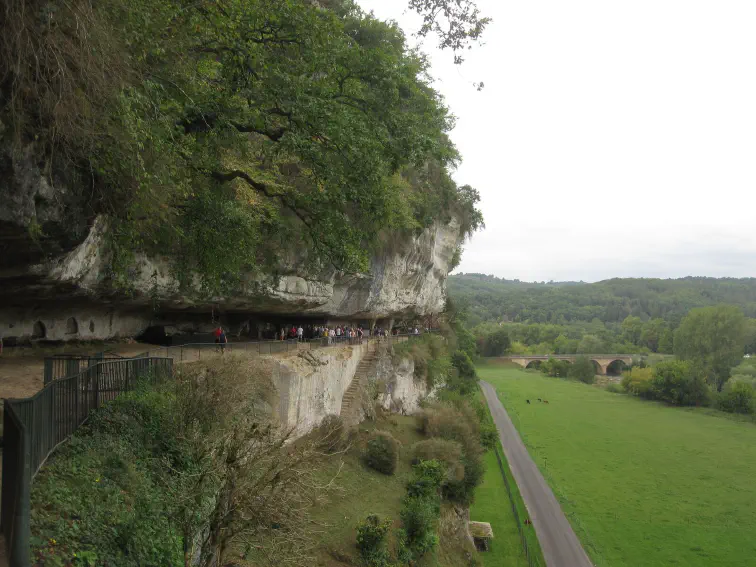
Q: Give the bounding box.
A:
[364,431,399,475]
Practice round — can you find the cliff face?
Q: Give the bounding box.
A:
[272,342,430,439]
[0,144,462,342]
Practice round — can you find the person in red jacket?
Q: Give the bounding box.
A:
[214,326,227,353]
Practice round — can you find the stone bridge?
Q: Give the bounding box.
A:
[505,354,635,375]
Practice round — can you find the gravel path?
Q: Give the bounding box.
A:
[480,380,593,567]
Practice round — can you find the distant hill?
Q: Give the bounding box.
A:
[448,273,756,327]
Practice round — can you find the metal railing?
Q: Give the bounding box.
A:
[43,352,124,386]
[132,333,422,362]
[1,357,173,567]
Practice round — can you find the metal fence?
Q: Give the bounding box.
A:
[1,357,173,567]
[42,352,125,386]
[133,333,419,362]
[493,446,541,567]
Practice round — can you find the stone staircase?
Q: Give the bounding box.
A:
[340,341,379,425]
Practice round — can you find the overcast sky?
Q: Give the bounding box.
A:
[358,0,756,282]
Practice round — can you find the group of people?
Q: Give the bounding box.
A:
[213,322,423,351]
[278,324,370,344]
[275,324,419,344]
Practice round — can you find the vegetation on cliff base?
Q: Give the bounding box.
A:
[30,360,340,566]
[1,0,483,294]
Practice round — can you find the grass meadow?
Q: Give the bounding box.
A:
[478,363,756,567]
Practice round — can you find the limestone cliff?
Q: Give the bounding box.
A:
[0,143,462,342]
[271,342,430,439]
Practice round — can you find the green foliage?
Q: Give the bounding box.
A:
[451,274,756,326]
[408,0,490,64]
[605,383,623,393]
[541,358,570,378]
[3,0,483,294]
[479,327,511,356]
[479,421,498,450]
[398,460,444,562]
[717,381,755,414]
[674,305,746,392]
[395,333,452,389]
[30,388,184,566]
[451,275,756,359]
[576,334,606,354]
[569,355,596,384]
[448,350,478,394]
[651,361,709,406]
[621,367,654,398]
[356,514,393,567]
[420,402,484,504]
[412,439,465,484]
[364,431,400,475]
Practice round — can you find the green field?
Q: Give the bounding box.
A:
[478,363,756,567]
[469,451,529,567]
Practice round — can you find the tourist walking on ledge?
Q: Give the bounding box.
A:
[214,325,228,354]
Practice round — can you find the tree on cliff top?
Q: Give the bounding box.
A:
[1,0,484,295]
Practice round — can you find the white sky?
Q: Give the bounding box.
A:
[358,0,756,282]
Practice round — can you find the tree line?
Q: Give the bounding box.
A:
[450,275,756,356]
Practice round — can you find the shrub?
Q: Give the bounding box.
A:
[422,405,477,453]
[315,414,346,453]
[443,452,485,505]
[569,355,596,384]
[395,334,452,389]
[481,328,511,356]
[364,431,399,475]
[621,367,654,398]
[406,459,446,499]
[412,439,465,482]
[356,514,392,567]
[651,360,710,406]
[717,382,755,414]
[399,497,439,559]
[420,403,485,504]
[605,383,623,394]
[479,422,498,449]
[398,460,444,562]
[449,350,478,394]
[541,358,570,378]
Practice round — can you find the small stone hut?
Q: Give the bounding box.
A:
[468,521,494,551]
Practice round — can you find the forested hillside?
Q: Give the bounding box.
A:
[449,274,756,355]
[450,274,756,327]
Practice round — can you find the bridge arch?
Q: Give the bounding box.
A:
[605,359,629,376]
[525,360,543,370]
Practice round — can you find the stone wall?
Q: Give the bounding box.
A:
[0,305,151,343]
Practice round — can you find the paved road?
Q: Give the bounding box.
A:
[480,380,593,567]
